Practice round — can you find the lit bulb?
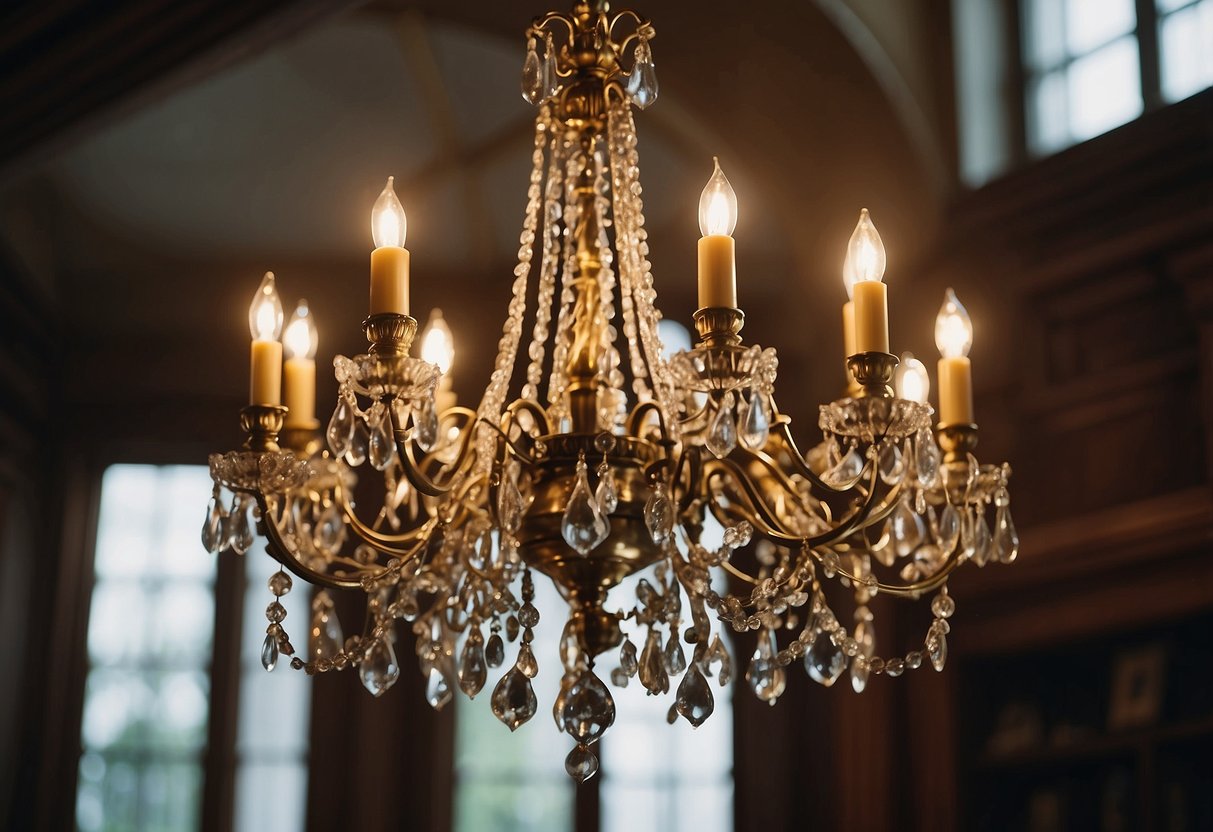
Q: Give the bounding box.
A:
[842,208,886,299]
[895,352,930,403]
[698,157,737,237]
[248,272,283,341]
[372,176,407,248]
[283,299,318,359]
[420,308,454,375]
[935,288,973,359]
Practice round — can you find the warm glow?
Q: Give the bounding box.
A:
[420,308,454,374]
[895,352,930,403]
[248,271,283,340]
[372,176,408,248]
[283,298,318,359]
[935,288,973,358]
[698,157,737,237]
[842,208,886,298]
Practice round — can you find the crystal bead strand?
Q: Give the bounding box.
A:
[546,133,584,410]
[521,123,566,403]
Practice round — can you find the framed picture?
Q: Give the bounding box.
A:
[1107,644,1166,730]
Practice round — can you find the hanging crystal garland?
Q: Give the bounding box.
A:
[204,0,1018,784]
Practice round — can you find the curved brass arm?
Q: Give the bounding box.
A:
[391,406,478,498]
[253,492,368,590]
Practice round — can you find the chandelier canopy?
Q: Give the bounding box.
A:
[205,0,1017,782]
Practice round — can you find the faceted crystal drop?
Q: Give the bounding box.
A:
[540,35,560,100]
[824,447,864,487]
[368,405,396,471]
[497,472,525,534]
[561,458,609,555]
[345,422,368,466]
[594,464,619,514]
[491,666,538,731]
[312,502,345,555]
[626,36,658,108]
[426,663,453,710]
[459,633,488,699]
[560,618,583,673]
[505,615,520,642]
[745,630,786,705]
[486,633,506,668]
[610,667,629,687]
[663,631,687,675]
[738,391,771,451]
[929,631,948,672]
[521,40,543,104]
[993,504,1019,563]
[415,400,439,452]
[560,669,616,743]
[889,494,925,558]
[805,632,847,687]
[915,428,941,487]
[878,442,905,486]
[638,629,670,695]
[327,395,355,457]
[619,637,638,677]
[516,643,539,678]
[309,592,344,661]
[937,503,961,555]
[565,744,599,783]
[359,638,400,697]
[963,511,992,566]
[706,393,738,458]
[261,633,279,672]
[850,657,870,693]
[228,497,254,555]
[644,489,675,545]
[675,664,715,728]
[851,620,874,693]
[201,496,225,554]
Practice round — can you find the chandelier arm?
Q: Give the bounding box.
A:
[251,491,368,590]
[625,399,671,442]
[391,408,479,499]
[528,12,575,45]
[769,421,854,495]
[504,398,554,438]
[737,446,834,525]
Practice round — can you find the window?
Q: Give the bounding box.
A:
[76,464,311,832]
[1158,0,1213,101]
[1022,0,1143,155]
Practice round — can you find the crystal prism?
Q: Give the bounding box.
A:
[326,395,355,457]
[805,632,847,687]
[565,744,599,783]
[675,664,715,728]
[459,633,488,699]
[937,503,960,554]
[915,427,940,487]
[619,637,638,677]
[878,442,905,486]
[663,631,686,675]
[414,399,439,452]
[706,393,738,458]
[426,662,453,710]
[521,40,543,104]
[745,629,785,704]
[492,666,538,731]
[561,457,609,554]
[560,668,616,743]
[626,36,658,108]
[359,638,400,697]
[993,504,1019,563]
[261,633,278,672]
[889,494,925,558]
[644,489,675,545]
[594,463,619,514]
[345,422,368,466]
[638,628,669,694]
[368,404,395,471]
[228,496,254,555]
[312,502,345,554]
[309,592,343,661]
[201,496,225,554]
[497,471,525,534]
[823,447,864,487]
[486,633,505,668]
[738,390,771,450]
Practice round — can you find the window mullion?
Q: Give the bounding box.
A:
[200,551,246,832]
[1135,0,1164,108]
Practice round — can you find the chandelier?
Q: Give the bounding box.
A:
[204,1,1018,782]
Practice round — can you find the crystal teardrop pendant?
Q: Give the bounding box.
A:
[937,503,961,555]
[560,668,616,743]
[516,642,539,678]
[851,619,875,693]
[561,456,609,555]
[963,510,992,566]
[626,35,658,108]
[565,743,599,783]
[805,632,847,687]
[644,488,675,545]
[675,664,715,728]
[425,662,453,710]
[915,427,941,487]
[486,633,505,668]
[201,495,225,554]
[706,392,738,458]
[663,631,686,675]
[345,421,368,466]
[745,629,785,705]
[638,628,670,694]
[929,628,948,672]
[497,470,525,534]
[359,638,400,697]
[312,502,345,555]
[738,389,771,451]
[878,442,905,485]
[228,496,254,555]
[594,462,618,514]
[326,395,355,457]
[521,38,543,104]
[459,631,488,699]
[491,666,538,731]
[993,504,1019,563]
[888,493,925,558]
[540,33,560,100]
[309,591,343,661]
[414,399,439,452]
[619,637,638,677]
[823,446,864,487]
[368,404,396,471]
[261,633,279,672]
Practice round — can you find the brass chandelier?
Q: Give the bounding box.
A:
[204,1,1017,782]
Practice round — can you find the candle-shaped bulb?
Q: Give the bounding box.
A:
[698,157,737,237]
[283,299,318,359]
[420,308,454,374]
[372,176,407,248]
[935,288,973,358]
[895,352,930,403]
[249,272,283,340]
[843,208,886,299]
